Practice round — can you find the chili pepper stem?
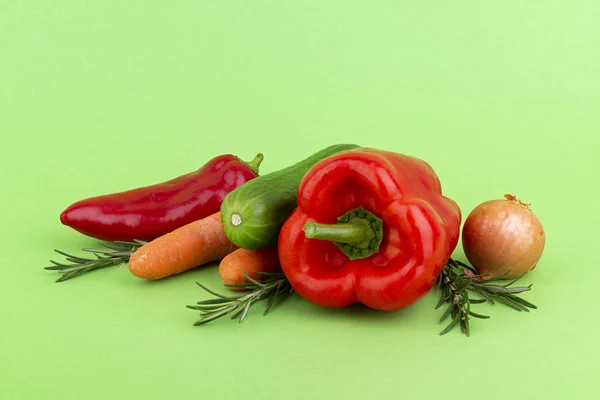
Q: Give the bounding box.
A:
[245,153,264,174]
[302,207,383,260]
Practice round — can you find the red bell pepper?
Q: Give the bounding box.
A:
[277,148,461,311]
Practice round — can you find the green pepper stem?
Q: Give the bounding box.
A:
[302,207,384,261]
[246,153,264,174]
[303,221,370,245]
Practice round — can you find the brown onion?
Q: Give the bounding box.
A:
[461,194,545,280]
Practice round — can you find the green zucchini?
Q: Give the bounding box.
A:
[220,143,360,250]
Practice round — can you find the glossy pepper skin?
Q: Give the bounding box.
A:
[60,153,263,242]
[278,148,461,311]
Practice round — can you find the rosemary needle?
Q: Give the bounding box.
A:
[436,258,537,337]
[187,271,294,325]
[44,240,145,282]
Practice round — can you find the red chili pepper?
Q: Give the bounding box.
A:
[60,153,263,242]
[277,148,461,311]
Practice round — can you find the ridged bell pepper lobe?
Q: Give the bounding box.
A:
[278,148,462,311]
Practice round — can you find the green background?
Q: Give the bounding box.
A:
[1,1,598,399]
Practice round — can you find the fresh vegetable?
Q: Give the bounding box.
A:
[47,212,237,281]
[128,212,237,279]
[188,272,293,325]
[461,194,545,279]
[435,258,537,336]
[220,144,360,250]
[278,148,462,311]
[219,247,281,290]
[46,145,544,337]
[60,153,263,242]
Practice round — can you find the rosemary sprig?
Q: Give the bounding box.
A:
[187,271,294,326]
[44,240,145,282]
[436,258,537,336]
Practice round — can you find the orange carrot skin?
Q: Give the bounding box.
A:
[129,212,237,280]
[219,247,281,290]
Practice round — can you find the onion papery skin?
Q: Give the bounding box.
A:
[461,195,545,280]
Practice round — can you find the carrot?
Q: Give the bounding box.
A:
[218,247,281,290]
[128,212,237,280]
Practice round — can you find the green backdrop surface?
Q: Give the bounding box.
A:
[1,1,598,399]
